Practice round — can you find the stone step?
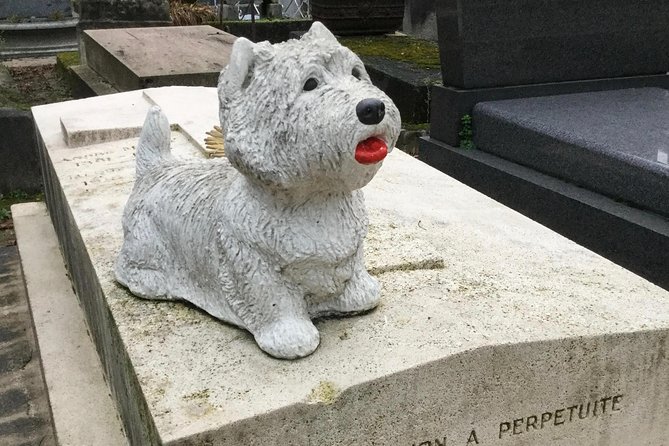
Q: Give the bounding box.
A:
[473,88,669,218]
[12,203,128,446]
[69,64,119,98]
[31,86,669,445]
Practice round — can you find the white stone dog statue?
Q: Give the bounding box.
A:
[115,22,401,359]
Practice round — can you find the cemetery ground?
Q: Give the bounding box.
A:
[0,57,64,446]
[0,56,73,111]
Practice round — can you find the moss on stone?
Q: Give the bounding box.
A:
[0,191,44,222]
[339,35,440,69]
[0,85,31,110]
[403,122,429,132]
[308,381,339,404]
[56,51,80,69]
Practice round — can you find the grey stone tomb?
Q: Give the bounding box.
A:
[80,26,237,92]
[32,84,669,445]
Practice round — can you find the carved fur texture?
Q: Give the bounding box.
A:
[115,22,401,359]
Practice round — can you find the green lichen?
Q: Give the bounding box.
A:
[309,381,339,404]
[56,51,80,69]
[339,36,440,69]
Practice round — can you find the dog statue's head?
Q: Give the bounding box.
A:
[218,22,401,193]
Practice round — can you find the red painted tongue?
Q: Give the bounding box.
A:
[355,137,388,165]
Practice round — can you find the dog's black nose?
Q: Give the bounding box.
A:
[356,98,385,125]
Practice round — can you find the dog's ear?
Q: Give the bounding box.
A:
[220,37,256,94]
[302,21,338,45]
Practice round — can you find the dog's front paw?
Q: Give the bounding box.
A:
[309,270,380,318]
[254,318,320,359]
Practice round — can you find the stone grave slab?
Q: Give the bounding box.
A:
[473,88,669,218]
[83,26,236,92]
[32,87,669,445]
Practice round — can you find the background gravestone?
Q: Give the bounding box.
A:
[78,0,171,23]
[0,0,71,19]
[438,0,669,89]
[429,0,669,146]
[420,2,669,291]
[403,0,437,41]
[77,0,171,63]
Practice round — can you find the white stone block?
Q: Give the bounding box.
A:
[32,87,669,445]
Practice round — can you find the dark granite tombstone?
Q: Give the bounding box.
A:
[419,2,669,290]
[0,109,40,194]
[430,0,669,146]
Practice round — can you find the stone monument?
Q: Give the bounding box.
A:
[115,22,401,359]
[26,18,669,446]
[419,0,669,291]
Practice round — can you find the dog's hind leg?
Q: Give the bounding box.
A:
[115,217,174,300]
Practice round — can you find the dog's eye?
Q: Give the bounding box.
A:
[303,78,319,91]
[352,68,362,79]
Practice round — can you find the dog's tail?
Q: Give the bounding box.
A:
[136,106,172,177]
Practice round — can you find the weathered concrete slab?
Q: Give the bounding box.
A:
[33,87,669,445]
[13,202,127,445]
[83,26,236,91]
[56,86,216,153]
[473,88,669,218]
